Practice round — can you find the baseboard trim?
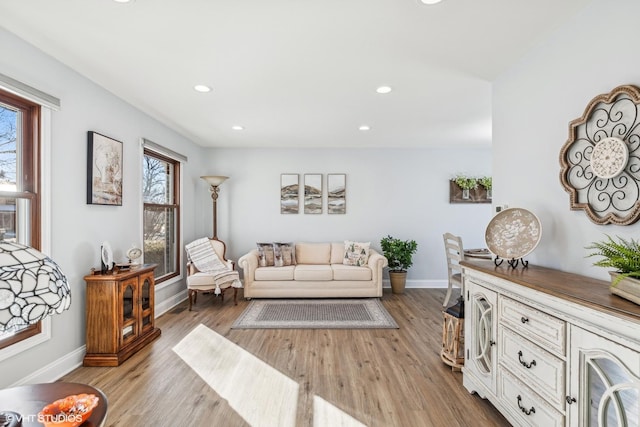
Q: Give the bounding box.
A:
[382,279,448,289]
[12,345,86,387]
[156,289,188,317]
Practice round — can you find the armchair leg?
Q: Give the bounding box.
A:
[233,288,238,305]
[188,289,195,311]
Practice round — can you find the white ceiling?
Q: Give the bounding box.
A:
[0,0,591,149]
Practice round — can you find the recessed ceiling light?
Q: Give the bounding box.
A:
[420,0,442,4]
[359,125,371,131]
[232,125,244,131]
[194,85,211,93]
[376,86,392,94]
[113,0,133,3]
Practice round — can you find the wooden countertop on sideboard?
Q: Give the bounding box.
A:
[461,259,640,322]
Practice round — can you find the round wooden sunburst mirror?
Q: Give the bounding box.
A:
[560,84,640,225]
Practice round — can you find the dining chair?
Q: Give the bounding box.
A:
[442,232,465,308]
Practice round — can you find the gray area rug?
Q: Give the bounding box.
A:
[232,299,399,329]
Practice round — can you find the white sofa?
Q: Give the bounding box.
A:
[238,242,388,298]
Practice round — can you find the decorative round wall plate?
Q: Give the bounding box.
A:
[485,208,542,260]
[560,84,640,225]
[101,241,113,268]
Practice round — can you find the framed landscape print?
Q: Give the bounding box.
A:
[304,174,322,214]
[327,174,346,214]
[280,173,299,214]
[87,131,123,206]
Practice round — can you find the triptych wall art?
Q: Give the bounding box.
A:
[280,174,346,214]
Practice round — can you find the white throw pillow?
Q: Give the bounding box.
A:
[343,241,370,266]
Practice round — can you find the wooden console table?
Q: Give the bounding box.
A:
[0,382,107,427]
[461,259,640,426]
[83,264,161,367]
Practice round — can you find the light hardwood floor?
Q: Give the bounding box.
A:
[62,289,509,427]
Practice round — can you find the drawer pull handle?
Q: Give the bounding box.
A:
[517,395,536,416]
[518,350,536,369]
[566,396,577,404]
[521,316,529,324]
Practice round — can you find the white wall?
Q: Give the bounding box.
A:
[210,147,492,284]
[493,0,640,279]
[0,28,209,387]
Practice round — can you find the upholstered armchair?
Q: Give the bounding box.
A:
[186,238,239,310]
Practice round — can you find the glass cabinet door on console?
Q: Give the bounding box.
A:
[569,327,640,427]
[139,271,155,335]
[119,277,139,347]
[464,280,498,396]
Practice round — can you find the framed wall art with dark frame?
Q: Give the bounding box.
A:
[87,131,123,206]
[327,174,346,214]
[280,173,299,214]
[304,174,322,214]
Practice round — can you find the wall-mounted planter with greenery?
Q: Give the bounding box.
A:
[449,175,491,204]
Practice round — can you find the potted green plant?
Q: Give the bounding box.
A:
[478,176,492,199]
[453,174,478,200]
[380,235,418,294]
[586,235,640,304]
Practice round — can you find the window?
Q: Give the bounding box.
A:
[0,88,41,349]
[143,149,180,282]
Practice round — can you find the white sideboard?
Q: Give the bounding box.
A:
[462,260,640,427]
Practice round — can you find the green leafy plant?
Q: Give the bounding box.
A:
[453,174,478,190]
[478,176,492,190]
[586,235,640,284]
[380,235,418,272]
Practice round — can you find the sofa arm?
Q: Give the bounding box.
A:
[238,249,259,286]
[368,250,388,295]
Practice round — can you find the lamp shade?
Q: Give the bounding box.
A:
[200,175,229,187]
[0,241,71,332]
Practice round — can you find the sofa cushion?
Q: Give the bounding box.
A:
[257,242,275,266]
[343,241,371,266]
[330,242,344,264]
[295,243,331,265]
[294,265,333,281]
[255,266,295,281]
[273,242,295,266]
[331,264,372,281]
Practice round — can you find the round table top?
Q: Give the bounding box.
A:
[0,382,107,427]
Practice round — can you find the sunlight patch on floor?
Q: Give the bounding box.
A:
[173,324,298,427]
[313,395,368,427]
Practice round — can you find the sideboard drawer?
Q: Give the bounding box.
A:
[498,367,565,427]
[500,296,566,355]
[498,326,565,410]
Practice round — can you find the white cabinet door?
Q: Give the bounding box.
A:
[569,326,640,427]
[465,280,498,395]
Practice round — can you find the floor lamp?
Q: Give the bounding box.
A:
[200,175,229,240]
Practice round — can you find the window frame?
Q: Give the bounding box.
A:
[0,87,41,351]
[142,148,181,284]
